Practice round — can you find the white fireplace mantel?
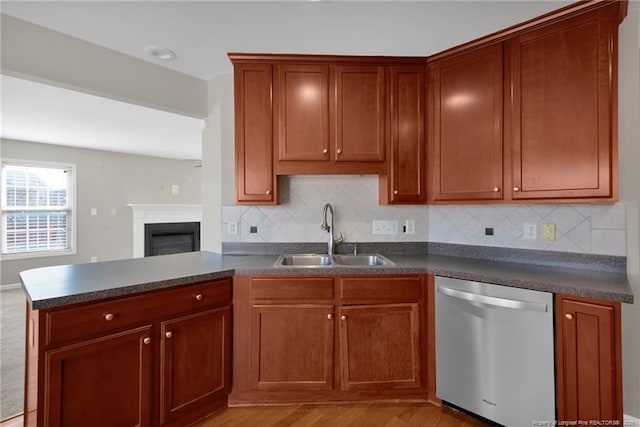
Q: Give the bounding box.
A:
[128,204,202,258]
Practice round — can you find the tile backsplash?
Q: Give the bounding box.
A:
[222,175,626,256]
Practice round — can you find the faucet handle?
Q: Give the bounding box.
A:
[336,232,344,245]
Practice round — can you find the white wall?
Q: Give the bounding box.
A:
[618,10,640,418]
[0,139,202,285]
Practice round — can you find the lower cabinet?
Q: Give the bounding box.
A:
[555,294,623,424]
[339,303,421,391]
[44,326,153,427]
[251,305,334,391]
[230,274,431,404]
[25,278,232,427]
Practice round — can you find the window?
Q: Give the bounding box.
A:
[1,160,76,259]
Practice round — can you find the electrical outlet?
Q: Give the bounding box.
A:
[228,222,238,235]
[90,208,97,216]
[172,185,179,195]
[110,208,117,216]
[373,220,398,235]
[405,220,415,234]
[91,256,97,263]
[542,223,556,241]
[524,223,537,240]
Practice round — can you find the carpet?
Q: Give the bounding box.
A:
[0,288,25,420]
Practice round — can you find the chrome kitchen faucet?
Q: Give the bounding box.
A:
[321,203,343,255]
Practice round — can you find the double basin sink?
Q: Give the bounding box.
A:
[274,253,393,267]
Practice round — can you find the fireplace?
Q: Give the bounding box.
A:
[144,222,200,256]
[128,204,202,258]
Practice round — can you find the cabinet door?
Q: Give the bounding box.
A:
[234,63,276,204]
[44,326,152,427]
[334,66,386,162]
[339,303,421,391]
[160,306,231,426]
[383,65,426,204]
[508,6,616,200]
[251,304,334,391]
[430,43,503,201]
[556,295,622,424]
[274,64,330,161]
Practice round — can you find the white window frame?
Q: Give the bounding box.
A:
[1,158,77,260]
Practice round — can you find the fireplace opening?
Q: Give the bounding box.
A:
[144,222,200,257]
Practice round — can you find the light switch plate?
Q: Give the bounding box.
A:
[228,222,238,235]
[542,223,556,241]
[373,220,398,235]
[405,220,415,234]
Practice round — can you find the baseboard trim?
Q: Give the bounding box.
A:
[0,283,21,291]
[626,414,640,426]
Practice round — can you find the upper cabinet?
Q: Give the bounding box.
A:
[274,64,330,162]
[507,6,617,200]
[428,2,620,204]
[381,65,427,204]
[233,63,276,205]
[429,43,503,202]
[334,66,386,162]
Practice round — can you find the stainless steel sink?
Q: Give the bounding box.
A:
[274,254,333,267]
[273,253,393,267]
[333,254,393,266]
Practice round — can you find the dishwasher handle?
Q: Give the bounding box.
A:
[438,285,548,313]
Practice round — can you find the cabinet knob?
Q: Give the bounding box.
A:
[322,148,328,154]
[337,149,342,154]
[327,314,333,320]
[195,294,203,301]
[393,190,399,195]
[265,190,272,195]
[165,331,173,338]
[513,186,520,192]
[143,337,151,345]
[104,313,114,321]
[341,315,347,321]
[493,187,500,192]
[564,313,574,320]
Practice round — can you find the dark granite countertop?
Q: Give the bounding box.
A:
[21,247,633,310]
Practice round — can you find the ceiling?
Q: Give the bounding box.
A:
[2,1,637,160]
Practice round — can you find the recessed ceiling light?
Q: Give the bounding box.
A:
[144,45,176,61]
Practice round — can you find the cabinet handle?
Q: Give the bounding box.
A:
[337,149,342,154]
[564,313,574,320]
[327,314,333,320]
[165,331,173,338]
[195,294,203,301]
[322,148,328,154]
[104,313,114,321]
[493,187,500,192]
[513,186,520,192]
[143,337,151,345]
[265,190,272,195]
[341,315,346,321]
[393,190,399,195]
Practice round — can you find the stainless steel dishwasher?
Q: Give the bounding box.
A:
[435,276,555,426]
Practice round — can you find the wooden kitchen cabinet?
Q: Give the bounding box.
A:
[159,306,231,426]
[251,304,334,391]
[44,326,153,427]
[25,278,232,427]
[507,5,617,201]
[339,303,421,391]
[334,66,386,162]
[233,63,276,204]
[230,274,430,405]
[274,64,330,162]
[428,43,503,202]
[380,65,427,204]
[555,294,623,424]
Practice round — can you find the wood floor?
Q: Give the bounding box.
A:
[196,403,488,427]
[1,403,488,426]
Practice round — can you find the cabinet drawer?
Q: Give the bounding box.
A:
[251,277,334,300]
[45,278,231,347]
[339,276,422,303]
